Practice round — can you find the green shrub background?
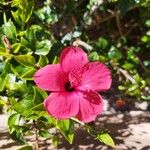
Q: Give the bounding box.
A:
[0,0,150,149]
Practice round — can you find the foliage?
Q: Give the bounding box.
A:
[0,0,150,149]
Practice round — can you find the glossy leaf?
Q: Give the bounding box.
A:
[97,132,115,148]
[11,0,34,24]
[13,95,34,116]
[0,47,7,56]
[13,55,36,67]
[57,119,74,144]
[0,0,4,4]
[8,113,20,133]
[12,43,21,53]
[2,20,17,40]
[18,145,33,150]
[97,37,108,49]
[122,62,135,70]
[37,55,49,67]
[32,103,45,111]
[0,74,9,92]
[108,46,122,61]
[33,86,48,105]
[39,130,50,138]
[89,51,99,61]
[11,65,36,80]
[35,40,52,55]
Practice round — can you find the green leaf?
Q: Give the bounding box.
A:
[133,74,142,82]
[11,0,34,24]
[11,10,23,26]
[119,36,127,45]
[17,145,33,150]
[37,55,49,67]
[25,111,46,120]
[141,35,149,43]
[24,0,34,23]
[13,95,34,116]
[122,62,135,70]
[97,37,108,49]
[52,56,59,64]
[11,0,20,7]
[35,40,52,55]
[21,32,35,50]
[52,135,59,147]
[0,0,4,4]
[11,65,36,80]
[127,84,138,92]
[0,74,9,92]
[10,130,26,144]
[141,95,150,100]
[99,55,108,62]
[118,85,126,90]
[0,47,7,56]
[2,20,17,40]
[127,49,139,64]
[33,86,47,105]
[97,132,115,148]
[13,55,36,67]
[144,60,150,66]
[140,0,150,7]
[108,46,122,61]
[32,103,45,111]
[0,98,7,106]
[8,113,20,133]
[20,68,36,80]
[12,43,21,53]
[19,0,28,10]
[3,61,11,73]
[57,119,74,144]
[89,51,99,61]
[145,19,150,27]
[39,130,50,138]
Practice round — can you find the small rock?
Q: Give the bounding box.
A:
[129,111,143,117]
[115,144,128,150]
[103,99,110,112]
[135,101,148,110]
[122,131,130,137]
[117,114,124,119]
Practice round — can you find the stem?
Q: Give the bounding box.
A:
[33,120,39,150]
[91,5,139,27]
[115,10,123,37]
[21,25,24,31]
[73,38,93,51]
[70,117,98,136]
[70,117,85,126]
[118,68,136,84]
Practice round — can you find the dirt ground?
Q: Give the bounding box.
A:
[0,108,150,150]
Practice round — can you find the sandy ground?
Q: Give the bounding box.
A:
[0,110,150,150]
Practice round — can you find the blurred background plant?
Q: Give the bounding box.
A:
[0,0,150,149]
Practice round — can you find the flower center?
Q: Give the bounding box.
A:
[65,82,75,92]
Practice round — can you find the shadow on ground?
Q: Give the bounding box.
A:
[0,111,150,150]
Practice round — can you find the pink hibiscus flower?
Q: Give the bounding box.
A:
[34,46,112,123]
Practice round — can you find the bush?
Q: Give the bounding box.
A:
[0,0,150,149]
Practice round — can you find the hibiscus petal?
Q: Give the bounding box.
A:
[60,46,88,72]
[44,92,79,119]
[78,62,112,91]
[76,91,103,123]
[69,70,82,88]
[34,64,68,91]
